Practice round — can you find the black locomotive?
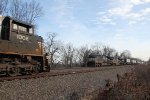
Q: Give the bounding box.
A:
[0,16,49,76]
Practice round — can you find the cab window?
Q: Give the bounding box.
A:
[19,26,27,32]
[13,23,18,30]
[29,28,33,34]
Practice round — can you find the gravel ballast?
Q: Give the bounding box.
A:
[0,66,134,100]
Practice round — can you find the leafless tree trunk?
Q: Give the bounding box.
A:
[114,52,119,58]
[91,42,103,55]
[120,50,131,59]
[0,0,8,15]
[10,0,24,20]
[61,44,75,68]
[102,46,116,57]
[9,0,43,24]
[77,46,91,67]
[45,33,60,68]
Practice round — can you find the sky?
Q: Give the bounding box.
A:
[37,0,150,61]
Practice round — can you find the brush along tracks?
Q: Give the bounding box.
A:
[0,65,132,82]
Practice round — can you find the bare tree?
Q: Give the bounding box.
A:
[114,52,119,58]
[61,44,75,68]
[77,46,91,67]
[148,58,150,65]
[120,50,131,59]
[45,33,60,68]
[91,42,103,55]
[102,46,116,57]
[0,0,8,15]
[10,0,43,24]
[23,0,43,24]
[10,0,22,20]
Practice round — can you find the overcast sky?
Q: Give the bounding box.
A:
[37,0,150,61]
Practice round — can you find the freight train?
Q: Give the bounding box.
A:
[0,16,50,76]
[87,54,143,67]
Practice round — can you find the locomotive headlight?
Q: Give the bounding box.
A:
[38,42,42,48]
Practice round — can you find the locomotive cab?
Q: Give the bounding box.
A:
[87,54,104,67]
[0,16,43,55]
[0,16,50,76]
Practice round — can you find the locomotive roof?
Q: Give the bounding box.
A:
[4,16,33,27]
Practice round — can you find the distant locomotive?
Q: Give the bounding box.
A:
[0,16,49,76]
[87,54,120,67]
[87,54,143,67]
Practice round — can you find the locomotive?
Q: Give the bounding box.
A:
[86,54,143,67]
[0,16,49,76]
[87,54,120,67]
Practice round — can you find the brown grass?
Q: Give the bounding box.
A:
[134,65,150,86]
[84,65,150,100]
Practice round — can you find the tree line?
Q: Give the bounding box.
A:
[0,0,42,24]
[45,33,132,68]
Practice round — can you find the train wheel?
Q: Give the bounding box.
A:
[47,66,50,72]
[32,65,40,73]
[7,67,17,76]
[19,68,26,75]
[113,63,116,66]
[26,70,32,75]
[99,63,102,67]
[95,64,98,67]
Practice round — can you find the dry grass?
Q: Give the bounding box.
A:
[134,65,150,86]
[84,64,150,100]
[105,65,150,100]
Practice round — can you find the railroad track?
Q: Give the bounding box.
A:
[0,65,132,82]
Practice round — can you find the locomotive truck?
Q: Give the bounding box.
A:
[0,16,49,76]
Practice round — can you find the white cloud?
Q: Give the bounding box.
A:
[120,0,150,5]
[143,0,150,3]
[142,8,150,15]
[97,15,116,25]
[96,0,150,25]
[131,0,143,5]
[108,5,132,16]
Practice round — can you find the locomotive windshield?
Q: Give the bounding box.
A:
[12,22,27,32]
[29,28,33,34]
[18,25,27,32]
[12,21,34,34]
[12,23,17,30]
